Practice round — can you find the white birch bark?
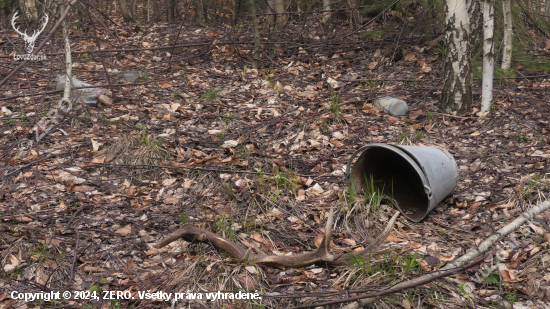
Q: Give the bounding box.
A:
[501,0,513,69]
[274,0,286,28]
[441,0,472,113]
[322,0,331,24]
[61,5,72,101]
[22,0,39,20]
[481,0,494,112]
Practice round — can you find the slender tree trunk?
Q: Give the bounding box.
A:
[274,0,286,28]
[441,0,472,113]
[169,0,176,21]
[21,0,38,20]
[77,4,83,28]
[152,0,159,21]
[129,0,136,21]
[98,0,104,10]
[348,0,358,29]
[545,0,550,18]
[231,0,237,23]
[61,4,72,101]
[267,0,275,26]
[502,0,513,69]
[322,0,331,24]
[197,0,204,25]
[481,0,495,112]
[108,0,114,15]
[467,0,482,45]
[118,0,134,22]
[248,0,260,69]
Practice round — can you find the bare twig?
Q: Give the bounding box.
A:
[289,256,487,309]
[69,228,80,287]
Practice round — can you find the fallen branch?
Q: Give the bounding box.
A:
[153,209,400,268]
[288,255,487,308]
[341,200,550,309]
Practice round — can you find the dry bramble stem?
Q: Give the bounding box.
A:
[154,208,400,268]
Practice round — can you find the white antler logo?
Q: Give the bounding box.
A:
[12,11,49,54]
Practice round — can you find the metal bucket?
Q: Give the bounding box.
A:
[345,144,458,222]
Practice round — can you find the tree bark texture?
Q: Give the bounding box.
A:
[441,0,473,113]
[117,0,134,22]
[322,0,331,24]
[501,0,513,69]
[467,0,482,46]
[481,0,495,112]
[248,0,260,69]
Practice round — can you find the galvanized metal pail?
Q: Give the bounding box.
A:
[345,144,458,222]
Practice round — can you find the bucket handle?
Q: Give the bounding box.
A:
[343,145,372,183]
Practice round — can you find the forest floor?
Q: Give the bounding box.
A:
[1,14,550,309]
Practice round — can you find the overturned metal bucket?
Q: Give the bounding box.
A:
[345,144,458,222]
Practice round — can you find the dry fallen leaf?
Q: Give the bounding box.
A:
[343,238,356,246]
[404,53,416,61]
[236,273,256,289]
[223,140,239,148]
[159,81,172,88]
[162,178,177,186]
[385,231,403,242]
[313,234,335,248]
[251,232,273,249]
[91,138,100,151]
[182,179,194,189]
[116,224,132,236]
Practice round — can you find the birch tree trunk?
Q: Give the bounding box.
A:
[441,0,473,113]
[248,0,260,69]
[61,4,72,101]
[467,0,482,46]
[501,0,512,69]
[21,0,38,20]
[267,0,286,28]
[273,0,286,28]
[322,0,331,24]
[481,0,494,112]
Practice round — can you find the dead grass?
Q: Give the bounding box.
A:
[100,131,172,181]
